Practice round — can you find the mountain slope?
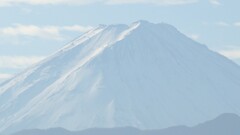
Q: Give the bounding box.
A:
[1,21,240,134]
[11,113,240,135]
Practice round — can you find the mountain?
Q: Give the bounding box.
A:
[1,20,240,134]
[11,113,240,135]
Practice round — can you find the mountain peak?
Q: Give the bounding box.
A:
[131,20,176,30]
[93,21,178,38]
[1,21,240,134]
[132,20,151,25]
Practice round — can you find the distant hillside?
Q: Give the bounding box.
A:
[12,113,240,135]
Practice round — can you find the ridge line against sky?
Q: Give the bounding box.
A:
[0,0,240,82]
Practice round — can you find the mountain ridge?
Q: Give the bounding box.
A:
[1,20,240,134]
[11,113,240,135]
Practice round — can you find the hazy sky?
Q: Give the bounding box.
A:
[0,0,240,82]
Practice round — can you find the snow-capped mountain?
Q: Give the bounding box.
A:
[1,20,240,134]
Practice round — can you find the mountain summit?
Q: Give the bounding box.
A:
[1,21,240,134]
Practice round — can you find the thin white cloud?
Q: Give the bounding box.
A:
[0,0,199,6]
[21,8,32,14]
[218,50,240,59]
[216,22,230,27]
[0,24,62,40]
[0,56,45,69]
[106,0,198,5]
[204,21,240,28]
[0,0,97,6]
[0,24,93,40]
[217,21,240,28]
[0,73,13,83]
[209,0,221,5]
[0,73,13,80]
[62,25,93,32]
[234,22,240,27]
[187,34,200,41]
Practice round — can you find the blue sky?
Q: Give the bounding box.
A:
[0,0,240,81]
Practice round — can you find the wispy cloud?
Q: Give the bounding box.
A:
[187,34,200,41]
[0,0,89,6]
[209,0,221,5]
[62,25,93,32]
[0,0,199,6]
[216,22,230,27]
[0,24,93,40]
[0,73,13,80]
[0,56,45,69]
[0,24,62,40]
[218,48,240,59]
[204,21,240,28]
[234,22,240,27]
[106,0,198,5]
